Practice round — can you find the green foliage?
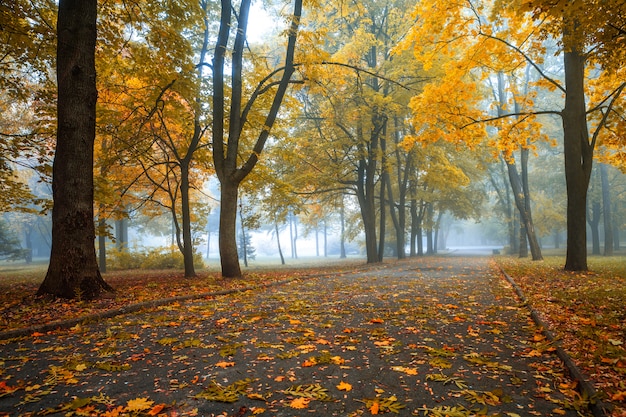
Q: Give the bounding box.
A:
[107,246,204,271]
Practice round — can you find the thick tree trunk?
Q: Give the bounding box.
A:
[563,49,592,271]
[38,0,113,300]
[600,163,613,256]
[356,172,379,263]
[219,180,242,278]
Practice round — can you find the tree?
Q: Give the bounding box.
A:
[212,0,303,278]
[401,0,626,271]
[37,0,113,300]
[0,219,25,260]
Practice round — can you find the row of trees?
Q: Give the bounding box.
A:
[1,0,624,299]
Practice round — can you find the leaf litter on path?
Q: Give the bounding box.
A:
[0,257,591,416]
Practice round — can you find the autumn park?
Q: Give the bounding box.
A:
[1,0,625,416]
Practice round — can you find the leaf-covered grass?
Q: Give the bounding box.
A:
[0,258,363,333]
[495,255,626,414]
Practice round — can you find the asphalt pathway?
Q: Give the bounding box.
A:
[0,257,589,416]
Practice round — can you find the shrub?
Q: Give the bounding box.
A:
[107,246,204,271]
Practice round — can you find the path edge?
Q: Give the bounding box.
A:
[498,265,612,417]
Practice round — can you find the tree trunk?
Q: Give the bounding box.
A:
[180,161,196,277]
[426,203,434,255]
[239,207,248,267]
[378,167,386,262]
[274,216,285,265]
[323,220,328,257]
[219,180,242,278]
[519,221,528,258]
[600,163,613,256]
[38,0,112,300]
[340,200,347,259]
[587,199,601,255]
[355,138,379,263]
[98,216,106,273]
[505,157,543,260]
[410,199,417,257]
[212,0,302,277]
[563,48,592,271]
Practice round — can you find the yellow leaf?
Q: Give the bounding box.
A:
[553,408,567,415]
[251,407,266,414]
[75,363,88,372]
[289,397,310,409]
[126,397,154,412]
[215,361,235,368]
[391,366,418,375]
[337,381,352,391]
[331,356,345,365]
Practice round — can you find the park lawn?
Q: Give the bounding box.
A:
[0,259,362,334]
[495,255,626,416]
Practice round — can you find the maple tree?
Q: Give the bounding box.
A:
[400,0,626,271]
[93,1,214,278]
[37,0,114,300]
[212,0,304,278]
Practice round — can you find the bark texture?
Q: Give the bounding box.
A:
[38,0,113,300]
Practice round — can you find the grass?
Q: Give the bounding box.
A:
[494,254,626,416]
[0,256,365,335]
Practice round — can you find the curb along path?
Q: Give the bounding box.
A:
[1,257,591,416]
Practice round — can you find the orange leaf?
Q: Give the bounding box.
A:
[147,404,166,416]
[369,318,384,324]
[215,361,235,368]
[370,401,380,414]
[289,397,310,409]
[611,391,626,402]
[337,381,352,391]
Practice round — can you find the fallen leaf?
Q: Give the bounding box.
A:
[126,397,154,412]
[370,401,380,414]
[289,397,310,409]
[147,404,166,416]
[337,381,352,391]
[215,361,235,368]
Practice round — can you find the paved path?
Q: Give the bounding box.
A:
[0,257,587,416]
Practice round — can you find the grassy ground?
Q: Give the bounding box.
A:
[494,253,626,416]
[0,256,365,334]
